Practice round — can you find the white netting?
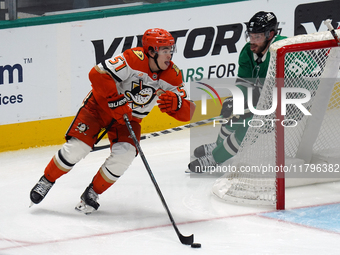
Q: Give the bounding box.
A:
[212,30,340,206]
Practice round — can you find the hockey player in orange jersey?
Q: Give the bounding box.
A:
[30,28,195,214]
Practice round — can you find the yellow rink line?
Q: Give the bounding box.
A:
[2,84,340,153]
[0,99,220,153]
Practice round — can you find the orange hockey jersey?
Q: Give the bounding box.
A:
[89,47,194,122]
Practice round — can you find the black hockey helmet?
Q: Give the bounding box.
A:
[246,11,278,38]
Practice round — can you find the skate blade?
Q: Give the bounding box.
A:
[75,200,96,215]
[185,168,205,174]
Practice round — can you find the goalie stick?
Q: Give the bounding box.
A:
[92,115,222,151]
[123,114,194,245]
[93,109,252,151]
[324,19,340,46]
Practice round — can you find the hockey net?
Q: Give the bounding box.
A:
[212,30,340,209]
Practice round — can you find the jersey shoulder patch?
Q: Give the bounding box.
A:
[123,47,149,73]
[172,63,181,76]
[132,49,145,61]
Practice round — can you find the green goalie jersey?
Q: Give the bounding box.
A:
[238,34,287,83]
[236,34,319,104]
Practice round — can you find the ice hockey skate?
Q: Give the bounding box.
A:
[193,142,217,158]
[187,154,217,173]
[30,175,55,206]
[75,184,100,215]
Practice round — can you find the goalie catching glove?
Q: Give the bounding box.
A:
[220,97,252,121]
[157,90,182,113]
[220,97,233,118]
[108,94,132,125]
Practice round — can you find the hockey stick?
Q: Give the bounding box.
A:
[92,115,221,151]
[94,119,116,146]
[324,19,340,46]
[94,109,252,151]
[123,114,194,245]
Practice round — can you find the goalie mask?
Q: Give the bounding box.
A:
[246,11,278,40]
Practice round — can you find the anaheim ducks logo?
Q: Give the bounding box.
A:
[132,50,144,61]
[75,122,89,135]
[125,80,156,108]
[172,64,180,76]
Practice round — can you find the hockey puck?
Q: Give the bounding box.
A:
[191,243,201,248]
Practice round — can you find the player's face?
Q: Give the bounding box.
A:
[248,33,267,54]
[156,46,173,70]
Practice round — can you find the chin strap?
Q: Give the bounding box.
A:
[147,52,162,70]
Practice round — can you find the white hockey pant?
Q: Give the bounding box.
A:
[99,142,136,182]
[55,137,92,172]
[56,138,136,181]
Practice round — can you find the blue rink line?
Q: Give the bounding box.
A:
[261,203,340,233]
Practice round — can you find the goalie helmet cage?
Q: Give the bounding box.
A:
[212,30,340,210]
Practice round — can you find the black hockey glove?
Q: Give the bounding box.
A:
[220,97,233,118]
[220,96,253,120]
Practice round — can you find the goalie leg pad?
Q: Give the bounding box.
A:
[213,132,241,164]
[222,133,240,157]
[92,142,136,194]
[215,122,249,163]
[216,125,235,144]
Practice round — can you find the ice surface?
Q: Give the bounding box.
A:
[1,127,340,254]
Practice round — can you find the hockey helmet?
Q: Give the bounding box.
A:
[142,28,176,54]
[246,11,278,37]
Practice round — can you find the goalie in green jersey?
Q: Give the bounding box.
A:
[188,11,287,172]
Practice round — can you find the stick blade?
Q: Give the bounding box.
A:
[179,233,194,245]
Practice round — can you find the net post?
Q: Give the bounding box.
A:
[275,47,286,210]
[274,39,339,210]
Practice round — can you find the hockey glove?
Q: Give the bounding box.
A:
[220,97,233,118]
[221,96,253,121]
[108,94,132,125]
[157,90,182,113]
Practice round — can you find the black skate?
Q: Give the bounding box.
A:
[75,184,99,215]
[30,175,55,206]
[193,142,216,158]
[188,154,217,173]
